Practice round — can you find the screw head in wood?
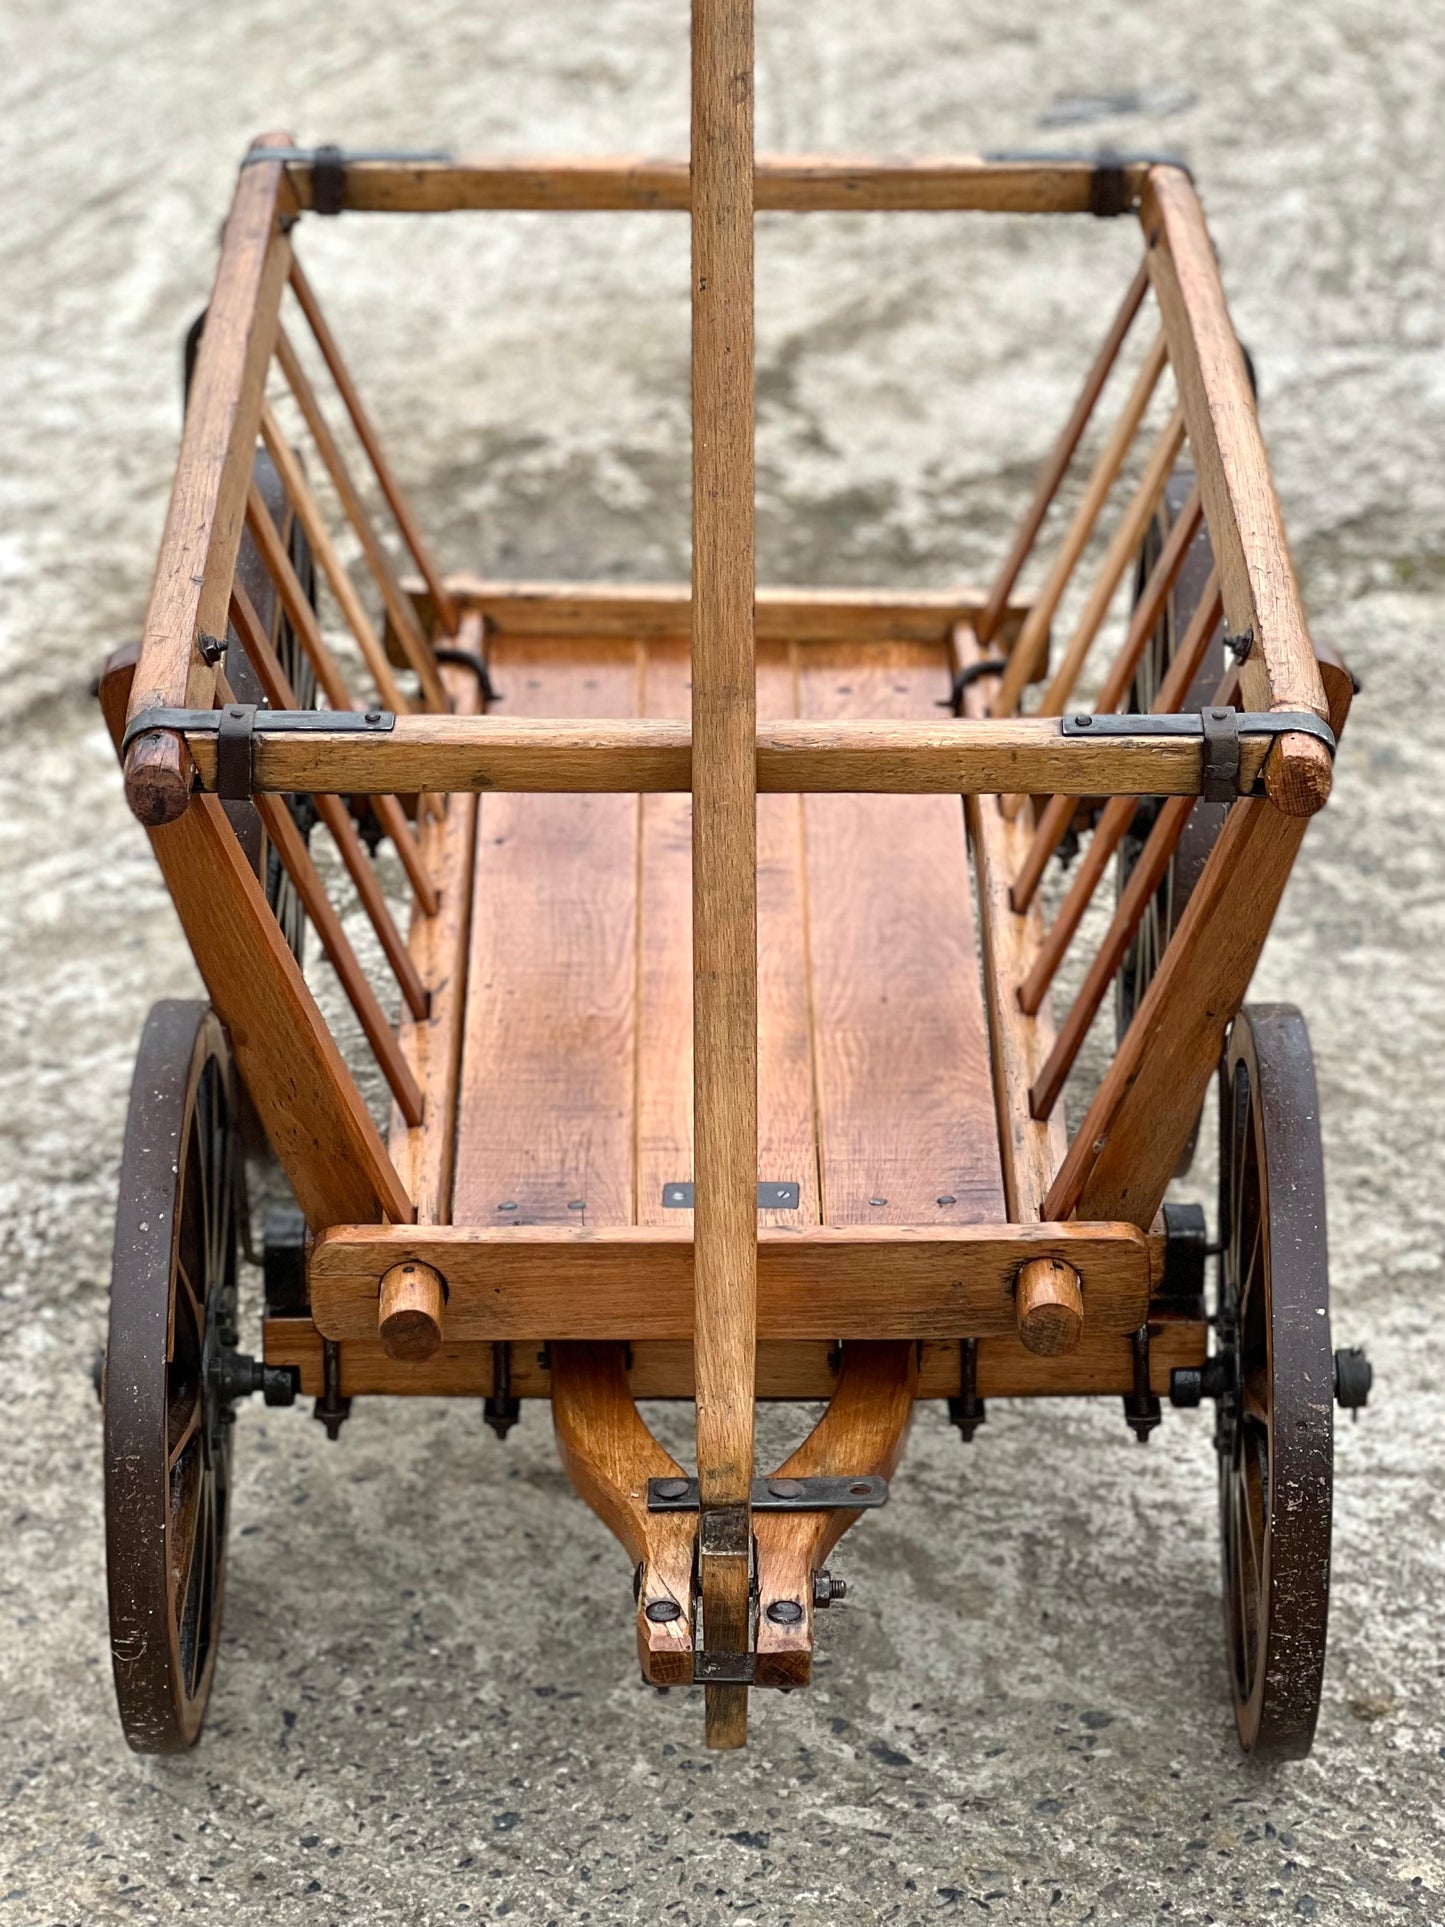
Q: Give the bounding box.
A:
[645,1598,682,1623]
[766,1600,804,1625]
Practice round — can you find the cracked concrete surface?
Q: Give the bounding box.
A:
[2,2,1443,1922]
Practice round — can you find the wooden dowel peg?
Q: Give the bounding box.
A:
[1015,1258,1084,1356]
[378,1261,446,1360]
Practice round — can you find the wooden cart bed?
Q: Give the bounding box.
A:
[456,631,1003,1236]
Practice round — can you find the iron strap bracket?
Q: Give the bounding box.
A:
[1059,706,1336,800]
[121,704,396,802]
[241,145,454,215]
[661,1180,800,1211]
[649,1474,889,1514]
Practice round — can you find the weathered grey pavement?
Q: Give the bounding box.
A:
[2,4,1443,1922]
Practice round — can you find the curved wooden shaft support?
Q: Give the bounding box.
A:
[754,1342,918,1691]
[1015,1258,1084,1356]
[549,1343,696,1687]
[379,1261,445,1359]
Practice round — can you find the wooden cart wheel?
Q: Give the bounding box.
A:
[103,1001,243,1752]
[1215,1004,1334,1758]
[1116,470,1227,1171]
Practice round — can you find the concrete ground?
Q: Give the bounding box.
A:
[2,2,1443,1922]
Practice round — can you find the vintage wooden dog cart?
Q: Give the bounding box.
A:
[99,8,1371,1757]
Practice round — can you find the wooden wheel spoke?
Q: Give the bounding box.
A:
[167,1394,203,1470]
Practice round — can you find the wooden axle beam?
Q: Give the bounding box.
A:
[265,1319,1208,1402]
[307,1221,1156,1344]
[179,713,1296,801]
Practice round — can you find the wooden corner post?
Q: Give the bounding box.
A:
[691,0,758,1749]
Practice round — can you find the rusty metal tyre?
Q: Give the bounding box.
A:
[1215,1004,1334,1758]
[103,1002,240,1751]
[1116,470,1228,1173]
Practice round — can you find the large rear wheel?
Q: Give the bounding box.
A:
[102,1001,294,1751]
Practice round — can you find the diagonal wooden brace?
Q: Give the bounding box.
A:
[754,1342,919,1690]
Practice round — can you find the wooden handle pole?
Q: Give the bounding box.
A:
[1015,1258,1084,1356]
[378,1261,446,1360]
[691,0,757,1752]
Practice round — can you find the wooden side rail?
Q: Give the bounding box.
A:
[273,153,1161,216]
[1141,165,1331,815]
[123,136,297,826]
[174,711,1316,799]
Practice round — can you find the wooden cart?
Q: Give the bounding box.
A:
[98,10,1372,1758]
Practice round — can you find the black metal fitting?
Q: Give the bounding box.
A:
[433,645,500,705]
[1123,1327,1162,1442]
[812,1570,847,1609]
[645,1598,683,1624]
[213,1349,299,1407]
[1155,1201,1209,1316]
[196,631,228,667]
[1333,1346,1373,1417]
[1168,1354,1234,1408]
[262,1203,309,1316]
[948,1337,987,1442]
[766,1599,805,1625]
[313,1337,351,1441]
[484,1341,521,1439]
[943,656,1008,715]
[1225,626,1255,665]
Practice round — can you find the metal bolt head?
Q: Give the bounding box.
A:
[645,1598,683,1623]
[812,1569,846,1609]
[767,1477,804,1500]
[766,1599,804,1625]
[654,1477,689,1501]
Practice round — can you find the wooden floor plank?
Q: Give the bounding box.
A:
[451,636,641,1228]
[797,640,1005,1226]
[635,639,820,1229]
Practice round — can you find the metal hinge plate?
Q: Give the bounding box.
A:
[648,1474,888,1514]
[661,1181,800,1211]
[1060,705,1335,798]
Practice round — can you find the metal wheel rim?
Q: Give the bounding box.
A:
[1217,1005,1334,1758]
[104,1001,239,1751]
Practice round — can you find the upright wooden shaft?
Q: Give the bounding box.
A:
[691,0,757,1750]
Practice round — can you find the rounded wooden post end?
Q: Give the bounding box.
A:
[1265,730,1333,818]
[124,732,193,827]
[378,1261,446,1360]
[1015,1257,1084,1357]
